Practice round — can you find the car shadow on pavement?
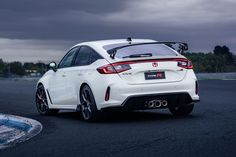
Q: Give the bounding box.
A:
[54,110,196,123]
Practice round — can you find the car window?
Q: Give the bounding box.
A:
[103,43,177,59]
[58,47,78,68]
[74,46,102,66]
[90,49,103,63]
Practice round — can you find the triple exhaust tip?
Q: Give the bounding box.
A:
[146,100,168,108]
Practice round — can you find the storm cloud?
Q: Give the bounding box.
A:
[0,0,236,62]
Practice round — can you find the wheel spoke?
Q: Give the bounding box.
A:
[39,89,43,97]
[36,93,43,101]
[83,90,87,99]
[87,104,92,113]
[85,91,92,103]
[81,88,93,119]
[81,105,88,118]
[82,93,88,103]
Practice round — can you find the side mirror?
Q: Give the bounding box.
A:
[48,62,57,72]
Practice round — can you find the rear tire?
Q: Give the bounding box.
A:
[169,104,194,116]
[35,84,59,115]
[80,85,99,121]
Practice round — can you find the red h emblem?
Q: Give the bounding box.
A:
[152,62,158,67]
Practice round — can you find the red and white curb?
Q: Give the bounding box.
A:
[0,114,42,149]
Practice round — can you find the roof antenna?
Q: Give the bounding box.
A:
[126,37,132,44]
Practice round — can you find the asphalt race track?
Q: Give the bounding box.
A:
[0,79,236,157]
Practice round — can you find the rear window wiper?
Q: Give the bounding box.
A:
[122,53,152,58]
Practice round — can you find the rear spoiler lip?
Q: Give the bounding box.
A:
[108,56,186,64]
[107,41,188,59]
[110,57,189,65]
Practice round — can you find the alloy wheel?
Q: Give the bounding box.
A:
[81,88,92,120]
[36,85,49,114]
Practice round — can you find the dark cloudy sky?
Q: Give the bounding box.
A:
[0,0,235,62]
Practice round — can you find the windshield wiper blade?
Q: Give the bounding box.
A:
[122,53,152,58]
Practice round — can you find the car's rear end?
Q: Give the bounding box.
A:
[93,39,199,115]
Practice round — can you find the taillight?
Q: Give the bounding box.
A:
[97,58,192,74]
[177,59,193,69]
[97,62,131,74]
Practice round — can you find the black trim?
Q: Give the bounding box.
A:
[101,92,199,111]
[105,86,111,101]
[193,99,200,102]
[46,89,53,104]
[121,92,194,106]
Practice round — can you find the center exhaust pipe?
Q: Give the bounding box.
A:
[154,100,162,108]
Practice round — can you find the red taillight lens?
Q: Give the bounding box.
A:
[177,59,193,69]
[97,64,116,74]
[97,58,192,74]
[97,63,131,74]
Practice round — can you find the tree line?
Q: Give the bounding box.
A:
[183,45,236,73]
[0,45,236,77]
[0,60,48,77]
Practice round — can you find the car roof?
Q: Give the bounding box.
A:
[70,39,183,62]
[72,39,156,49]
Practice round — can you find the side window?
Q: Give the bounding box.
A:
[74,47,91,66]
[74,46,102,66]
[90,49,103,63]
[58,47,78,68]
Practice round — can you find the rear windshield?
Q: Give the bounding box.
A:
[103,43,177,59]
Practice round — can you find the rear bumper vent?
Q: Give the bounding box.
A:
[105,87,110,101]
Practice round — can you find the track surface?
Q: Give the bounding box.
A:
[0,80,236,157]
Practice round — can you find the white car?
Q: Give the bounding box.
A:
[35,38,200,121]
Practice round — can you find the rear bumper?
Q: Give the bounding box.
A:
[97,81,199,110]
[92,70,199,110]
[101,92,199,110]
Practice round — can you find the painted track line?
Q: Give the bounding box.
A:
[0,114,42,149]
